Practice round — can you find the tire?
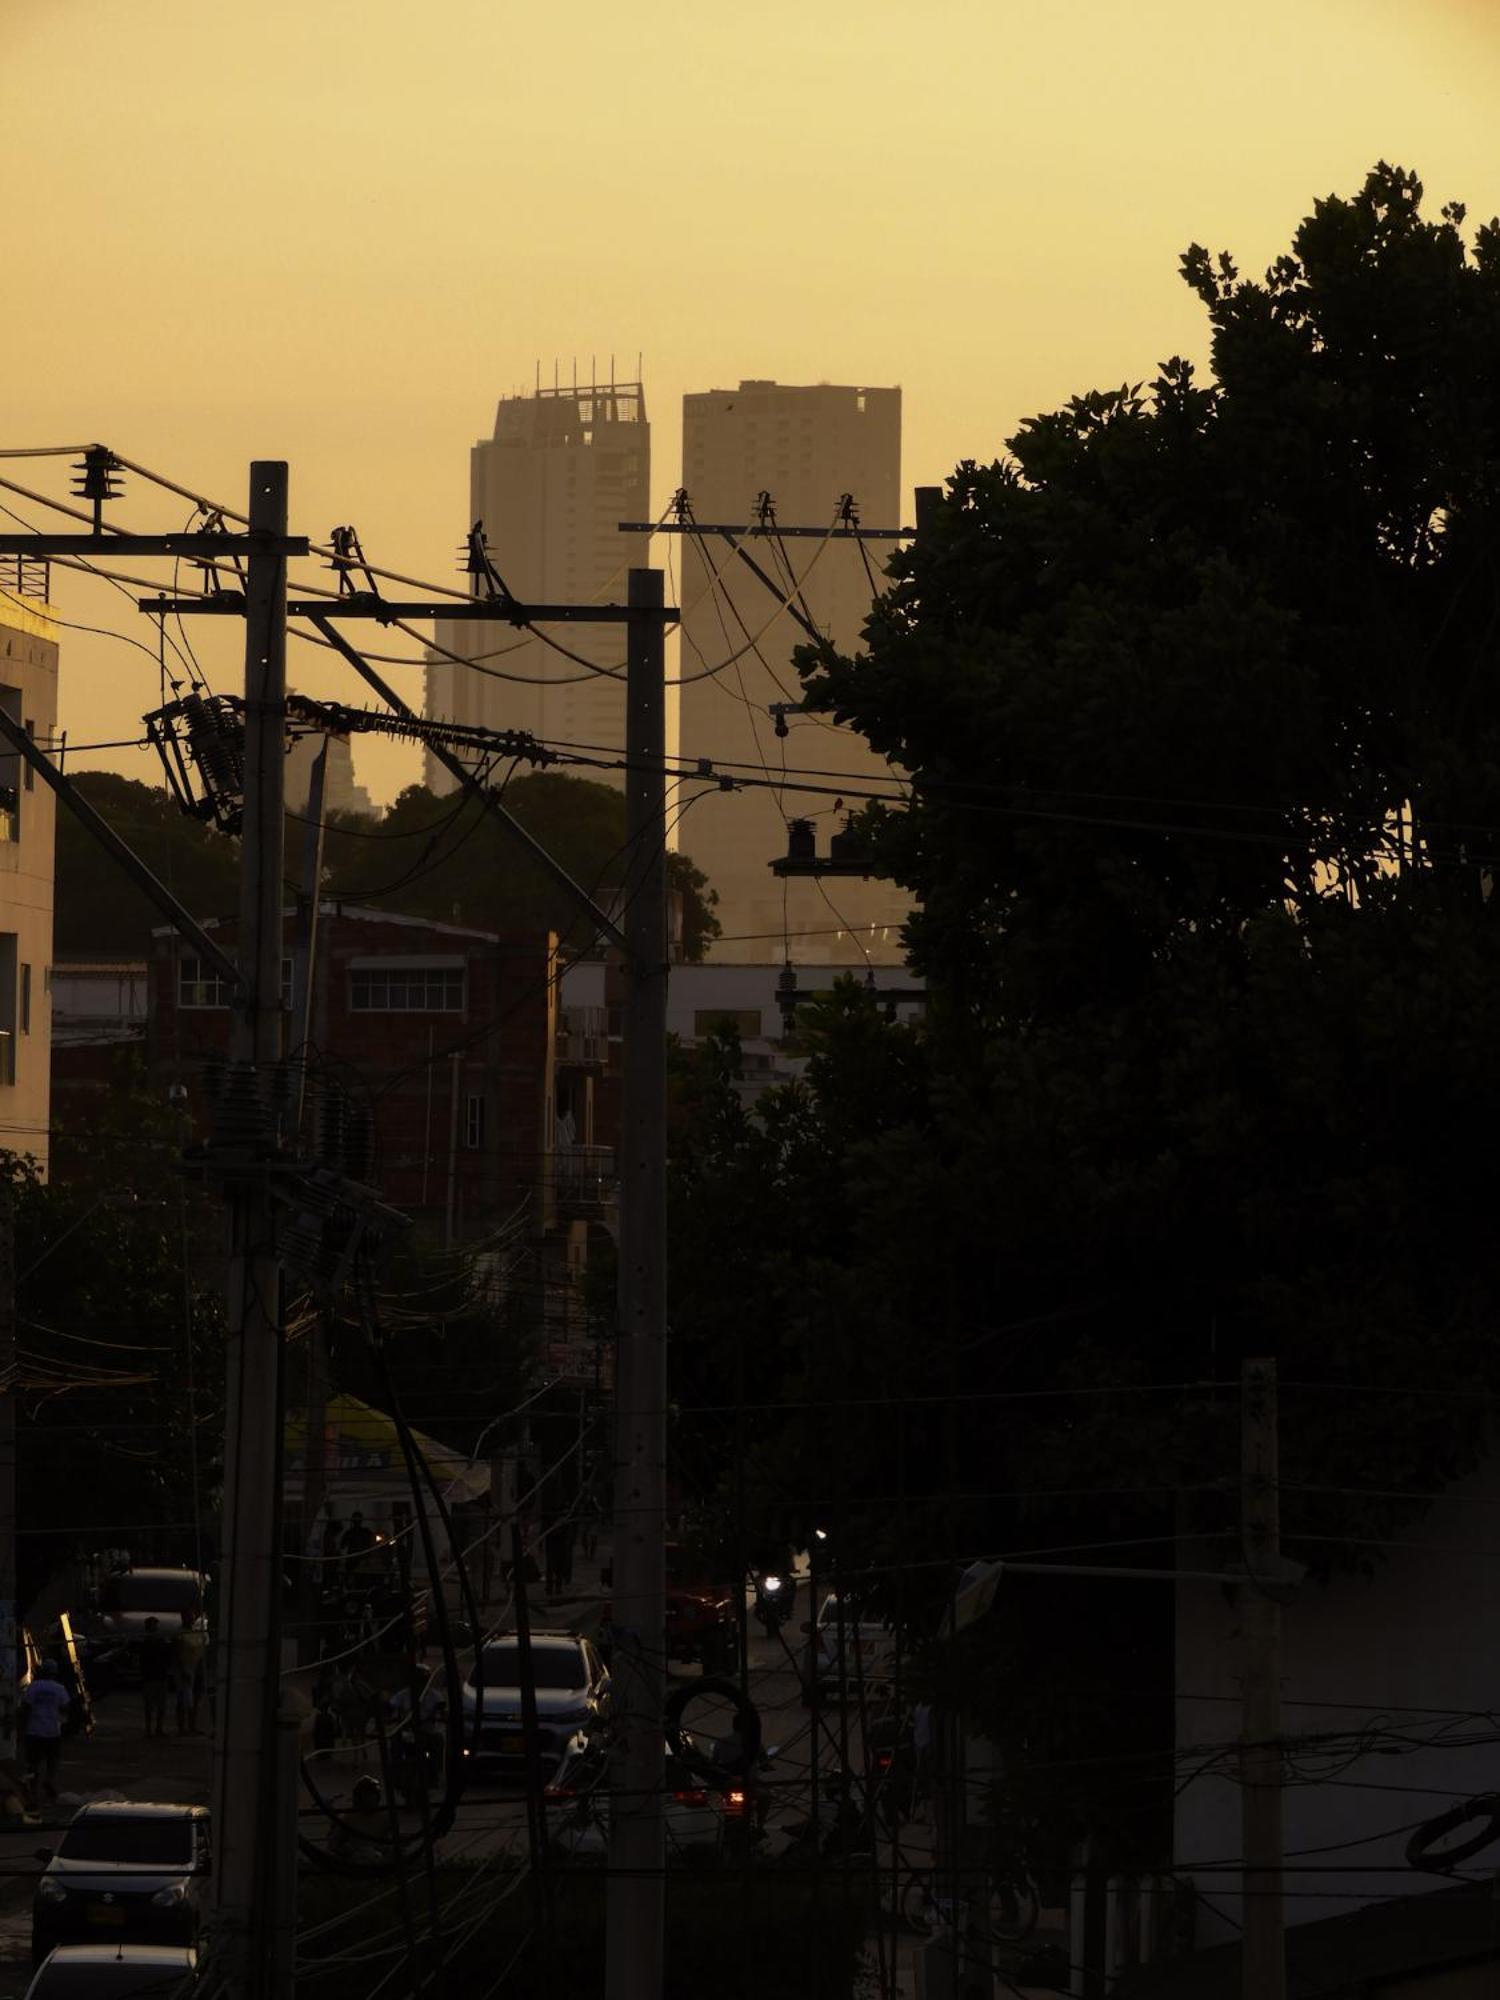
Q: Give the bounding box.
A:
[900,1873,935,1937]
[990,1873,1040,1944]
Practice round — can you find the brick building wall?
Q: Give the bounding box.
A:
[148,904,557,1241]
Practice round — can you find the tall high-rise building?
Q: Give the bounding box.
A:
[425,379,651,791]
[677,380,911,965]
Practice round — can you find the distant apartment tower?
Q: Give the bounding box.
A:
[678,381,911,965]
[0,571,58,1168]
[285,725,374,820]
[425,379,650,790]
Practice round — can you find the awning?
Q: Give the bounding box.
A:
[284,1393,489,1505]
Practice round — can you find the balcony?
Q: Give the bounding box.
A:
[557,1005,610,1066]
[554,1144,617,1213]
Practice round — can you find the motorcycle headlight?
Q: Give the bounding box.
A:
[151,1884,187,1908]
[763,1575,784,1594]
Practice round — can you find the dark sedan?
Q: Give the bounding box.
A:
[32,1805,210,1965]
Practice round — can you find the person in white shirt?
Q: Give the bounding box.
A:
[20,1664,71,1803]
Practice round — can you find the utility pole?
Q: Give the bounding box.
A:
[1240,1357,1285,2000]
[607,568,668,2000]
[294,741,329,1666]
[0,1183,15,1756]
[213,462,291,2000]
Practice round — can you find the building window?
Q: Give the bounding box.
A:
[0,933,16,1084]
[179,955,233,1010]
[178,955,290,1010]
[465,1093,486,1150]
[349,966,465,1013]
[693,1008,762,1040]
[20,964,30,1035]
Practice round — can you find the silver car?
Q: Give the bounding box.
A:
[23,1945,196,1997]
[459,1631,609,1780]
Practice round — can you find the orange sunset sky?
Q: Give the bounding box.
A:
[5,0,1499,803]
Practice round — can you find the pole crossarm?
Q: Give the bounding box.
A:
[305,614,628,953]
[288,595,679,624]
[140,592,680,626]
[618,521,914,540]
[0,705,242,990]
[0,533,309,557]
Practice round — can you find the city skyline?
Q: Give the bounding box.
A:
[6,0,1498,807]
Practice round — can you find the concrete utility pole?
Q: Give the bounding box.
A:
[606,568,668,2000]
[0,1183,15,1754]
[213,463,291,1999]
[1240,1356,1285,2000]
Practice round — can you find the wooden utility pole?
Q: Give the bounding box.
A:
[1240,1357,1285,2000]
[606,568,668,2000]
[213,462,291,1999]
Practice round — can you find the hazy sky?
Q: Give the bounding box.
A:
[6,0,1498,803]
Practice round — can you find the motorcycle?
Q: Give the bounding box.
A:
[752,1569,796,1632]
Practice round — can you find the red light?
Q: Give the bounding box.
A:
[674,1789,709,1808]
[544,1786,575,1800]
[875,1752,893,1772]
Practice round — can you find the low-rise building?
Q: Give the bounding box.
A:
[0,581,58,1170]
[149,904,558,1244]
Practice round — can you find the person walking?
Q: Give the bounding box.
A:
[139,1617,173,1739]
[19,1663,70,1804]
[174,1614,206,1735]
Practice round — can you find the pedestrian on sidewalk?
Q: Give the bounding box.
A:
[20,1663,70,1805]
[174,1613,206,1735]
[544,1519,575,1600]
[139,1617,173,1739]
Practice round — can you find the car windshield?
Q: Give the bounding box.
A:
[58,1818,194,1867]
[481,1643,586,1691]
[32,1963,194,1998]
[103,1576,200,1616]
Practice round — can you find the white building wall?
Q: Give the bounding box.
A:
[1175,1452,1500,1943]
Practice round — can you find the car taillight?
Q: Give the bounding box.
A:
[674,1788,709,1808]
[875,1751,893,1772]
[544,1786,575,1800]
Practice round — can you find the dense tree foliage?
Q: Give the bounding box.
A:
[55,768,719,960]
[5,1087,225,1608]
[668,165,1500,1862]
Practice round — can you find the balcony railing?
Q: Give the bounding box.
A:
[557,1006,610,1065]
[554,1144,617,1210]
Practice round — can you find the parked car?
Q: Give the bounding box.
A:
[79,1572,207,1692]
[599,1543,739,1672]
[32,1804,210,1964]
[459,1631,609,1782]
[23,1946,197,1997]
[803,1592,897,1701]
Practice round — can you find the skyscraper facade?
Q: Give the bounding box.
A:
[425,380,650,790]
[677,380,911,964]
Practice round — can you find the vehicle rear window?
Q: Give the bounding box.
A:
[481,1643,586,1691]
[102,1576,201,1617]
[33,1965,194,1997]
[59,1817,195,1866]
